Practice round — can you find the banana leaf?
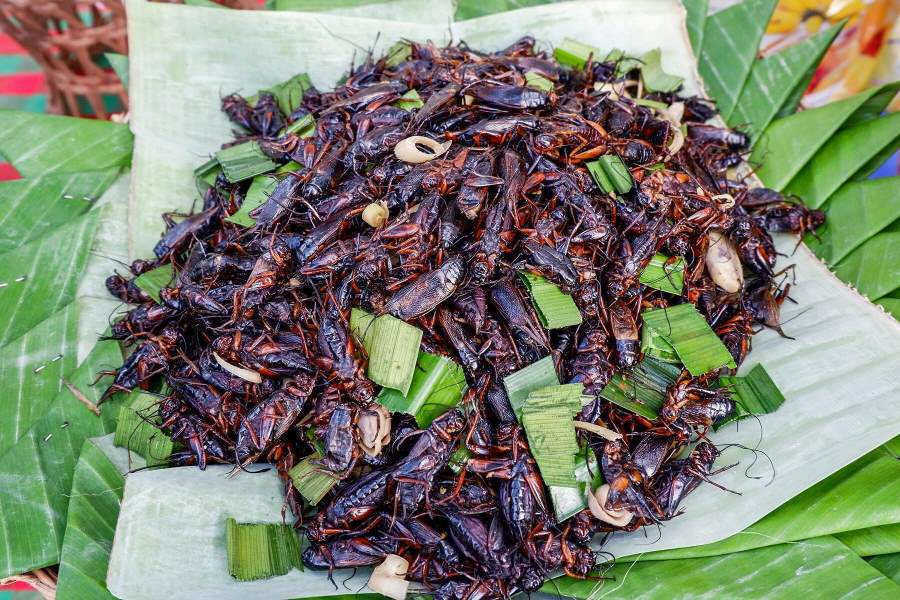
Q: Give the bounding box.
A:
[546,536,900,599]
[877,297,900,320]
[729,23,843,139]
[697,0,778,120]
[55,436,141,600]
[868,554,900,586]
[277,0,455,21]
[805,177,900,265]
[0,169,119,253]
[0,111,132,177]
[116,6,900,589]
[833,233,900,301]
[0,335,124,579]
[454,0,561,20]
[753,83,900,191]
[838,523,900,558]
[620,436,900,561]
[785,111,900,209]
[682,0,708,55]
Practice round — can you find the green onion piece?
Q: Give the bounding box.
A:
[114,392,174,467]
[193,156,221,191]
[215,141,278,183]
[524,71,554,92]
[717,364,785,428]
[640,323,681,363]
[226,175,277,228]
[642,304,736,375]
[521,384,583,488]
[384,41,412,68]
[288,451,339,505]
[646,162,666,172]
[264,72,313,117]
[554,38,601,69]
[225,518,303,582]
[349,308,423,395]
[638,253,685,294]
[639,48,684,93]
[633,97,669,111]
[394,89,424,111]
[283,113,315,138]
[587,154,633,195]
[519,272,583,329]
[502,355,560,418]
[549,444,602,522]
[377,352,466,427]
[600,357,682,419]
[448,445,471,475]
[133,263,175,303]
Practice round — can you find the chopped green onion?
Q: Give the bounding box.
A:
[633,97,669,111]
[549,444,602,522]
[225,518,303,582]
[554,38,601,69]
[394,89,424,111]
[716,364,785,428]
[502,355,559,418]
[114,392,174,467]
[350,308,423,395]
[521,384,583,488]
[264,72,313,117]
[384,41,412,68]
[524,71,554,92]
[215,141,278,183]
[133,263,175,303]
[639,48,684,93]
[642,304,736,375]
[377,352,466,427]
[226,175,278,228]
[638,253,685,294]
[288,451,339,505]
[519,272,583,329]
[587,154,632,195]
[283,113,316,138]
[600,357,682,419]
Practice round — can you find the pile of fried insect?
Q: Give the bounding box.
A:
[104,37,823,599]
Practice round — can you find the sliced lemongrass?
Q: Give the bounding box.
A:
[213,351,262,383]
[573,421,623,441]
[394,136,451,164]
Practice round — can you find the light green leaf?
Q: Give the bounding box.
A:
[549,445,601,522]
[716,363,785,427]
[502,355,559,417]
[833,233,900,301]
[226,175,279,228]
[633,438,900,561]
[640,48,684,93]
[851,132,900,181]
[114,392,174,467]
[785,111,900,209]
[524,70,554,92]
[56,436,139,600]
[641,303,735,375]
[697,0,778,120]
[0,210,100,348]
[638,253,684,294]
[520,272,583,329]
[753,84,897,190]
[876,297,900,321]
[278,0,455,23]
[288,451,339,505]
[215,141,278,183]
[550,536,900,599]
[843,81,900,128]
[868,553,900,586]
[133,263,175,304]
[394,89,424,111]
[730,23,843,139]
[226,518,303,581]
[455,0,561,21]
[554,37,601,69]
[265,72,313,117]
[0,111,133,177]
[105,53,130,90]
[0,336,124,578]
[805,177,900,265]
[0,169,118,254]
[683,0,708,55]
[377,352,466,427]
[349,308,423,395]
[600,356,681,419]
[838,523,900,557]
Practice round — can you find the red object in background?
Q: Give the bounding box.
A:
[0,32,39,182]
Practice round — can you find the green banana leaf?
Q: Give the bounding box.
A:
[697,0,778,120]
[0,169,118,253]
[276,0,455,21]
[619,437,900,561]
[547,536,900,599]
[682,0,708,55]
[877,297,900,320]
[804,177,900,265]
[752,84,898,190]
[0,336,124,579]
[56,436,141,600]
[0,111,132,177]
[785,111,900,209]
[454,0,561,20]
[838,523,900,557]
[105,53,130,91]
[729,23,843,139]
[868,554,900,586]
[833,233,900,301]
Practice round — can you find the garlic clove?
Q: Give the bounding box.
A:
[393,136,451,164]
[368,554,410,600]
[362,201,389,228]
[705,229,743,293]
[587,484,634,527]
